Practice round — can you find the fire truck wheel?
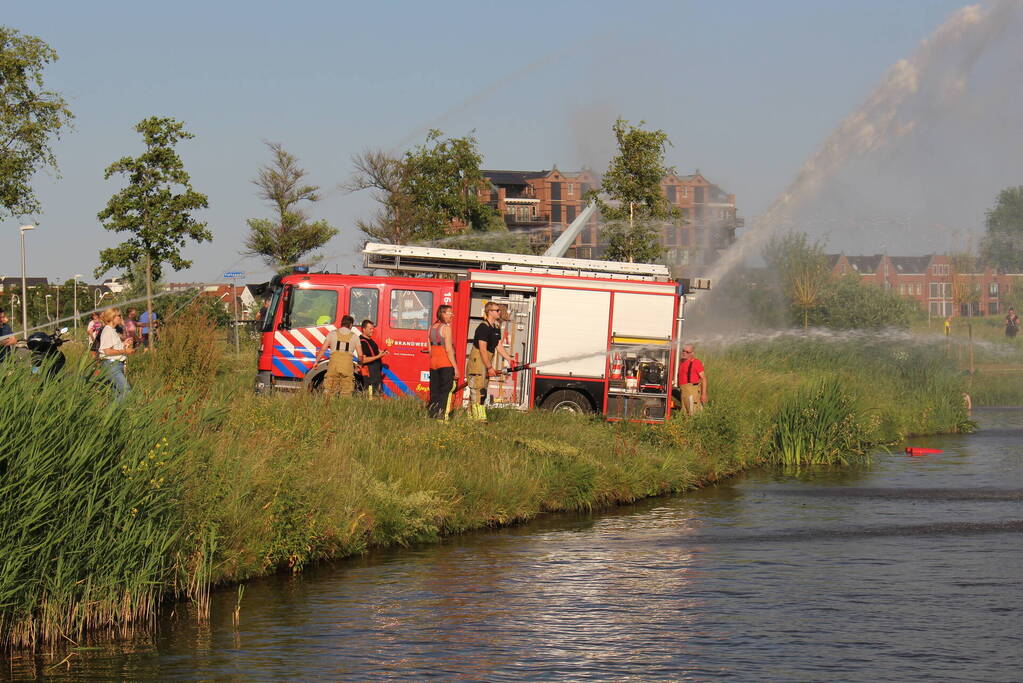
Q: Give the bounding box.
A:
[305,370,325,392]
[541,390,593,414]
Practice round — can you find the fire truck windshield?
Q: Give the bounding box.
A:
[286,288,338,329]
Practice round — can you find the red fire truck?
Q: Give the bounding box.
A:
[254,244,708,423]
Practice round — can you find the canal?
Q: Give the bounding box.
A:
[11,408,1021,681]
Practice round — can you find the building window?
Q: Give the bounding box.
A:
[666,185,677,203]
[932,264,949,276]
[989,302,1000,315]
[989,282,999,297]
[550,182,561,201]
[929,282,952,299]
[566,205,576,223]
[551,204,562,223]
[665,227,677,247]
[566,183,574,198]
[681,187,688,198]
[389,289,433,330]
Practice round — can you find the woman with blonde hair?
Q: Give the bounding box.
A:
[98,307,135,400]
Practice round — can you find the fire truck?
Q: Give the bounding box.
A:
[254,242,708,423]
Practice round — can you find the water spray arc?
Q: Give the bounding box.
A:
[704,2,1014,290]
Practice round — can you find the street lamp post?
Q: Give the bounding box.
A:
[45,294,53,323]
[73,274,83,336]
[19,225,35,338]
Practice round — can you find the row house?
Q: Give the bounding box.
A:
[480,168,741,267]
[829,253,1020,317]
[661,170,743,268]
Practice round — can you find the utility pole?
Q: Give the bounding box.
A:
[232,277,240,353]
[19,225,35,338]
[73,274,82,337]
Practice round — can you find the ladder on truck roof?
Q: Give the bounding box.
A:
[362,242,673,281]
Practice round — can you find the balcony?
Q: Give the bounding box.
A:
[505,214,549,227]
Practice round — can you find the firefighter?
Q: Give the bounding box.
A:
[428,305,459,420]
[466,301,515,421]
[315,315,360,397]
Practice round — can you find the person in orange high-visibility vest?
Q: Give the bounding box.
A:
[428,305,459,420]
[675,344,707,415]
[315,315,360,397]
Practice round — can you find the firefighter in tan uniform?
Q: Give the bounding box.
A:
[466,302,515,421]
[315,315,360,397]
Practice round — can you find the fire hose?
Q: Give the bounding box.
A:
[452,363,532,394]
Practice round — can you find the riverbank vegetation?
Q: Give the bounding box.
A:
[0,309,985,650]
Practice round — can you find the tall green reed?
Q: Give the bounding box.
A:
[0,356,208,649]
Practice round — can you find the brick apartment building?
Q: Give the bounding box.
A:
[480,168,742,268]
[828,253,1021,317]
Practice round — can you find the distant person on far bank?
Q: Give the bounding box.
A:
[0,308,16,363]
[1005,307,1020,339]
[675,344,707,416]
[139,309,158,348]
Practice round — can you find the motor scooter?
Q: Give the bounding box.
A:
[25,327,69,379]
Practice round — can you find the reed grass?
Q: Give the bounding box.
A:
[0,356,215,650]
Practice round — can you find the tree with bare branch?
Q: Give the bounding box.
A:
[244,142,338,269]
[344,149,418,245]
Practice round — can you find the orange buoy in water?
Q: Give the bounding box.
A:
[905,447,943,456]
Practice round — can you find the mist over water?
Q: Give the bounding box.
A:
[706,1,1023,291]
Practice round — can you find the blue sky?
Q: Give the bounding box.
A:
[2,0,1006,284]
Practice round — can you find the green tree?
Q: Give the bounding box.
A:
[0,27,74,218]
[402,129,503,239]
[980,186,1023,273]
[593,118,678,263]
[812,275,918,330]
[96,116,210,347]
[763,232,831,329]
[244,142,338,270]
[347,130,504,247]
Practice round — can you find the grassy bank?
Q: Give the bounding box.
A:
[0,314,980,649]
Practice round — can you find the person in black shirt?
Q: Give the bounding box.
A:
[359,319,388,397]
[465,302,515,421]
[0,308,16,363]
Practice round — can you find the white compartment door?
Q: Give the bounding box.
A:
[612,293,675,339]
[534,288,610,378]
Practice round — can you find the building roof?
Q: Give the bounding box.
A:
[0,276,49,287]
[889,256,932,275]
[825,254,843,269]
[846,255,883,273]
[481,170,552,186]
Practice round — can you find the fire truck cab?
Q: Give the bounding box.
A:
[255,245,708,423]
[255,271,454,398]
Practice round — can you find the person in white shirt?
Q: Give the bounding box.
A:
[98,307,135,400]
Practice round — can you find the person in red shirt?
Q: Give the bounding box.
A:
[676,344,707,415]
